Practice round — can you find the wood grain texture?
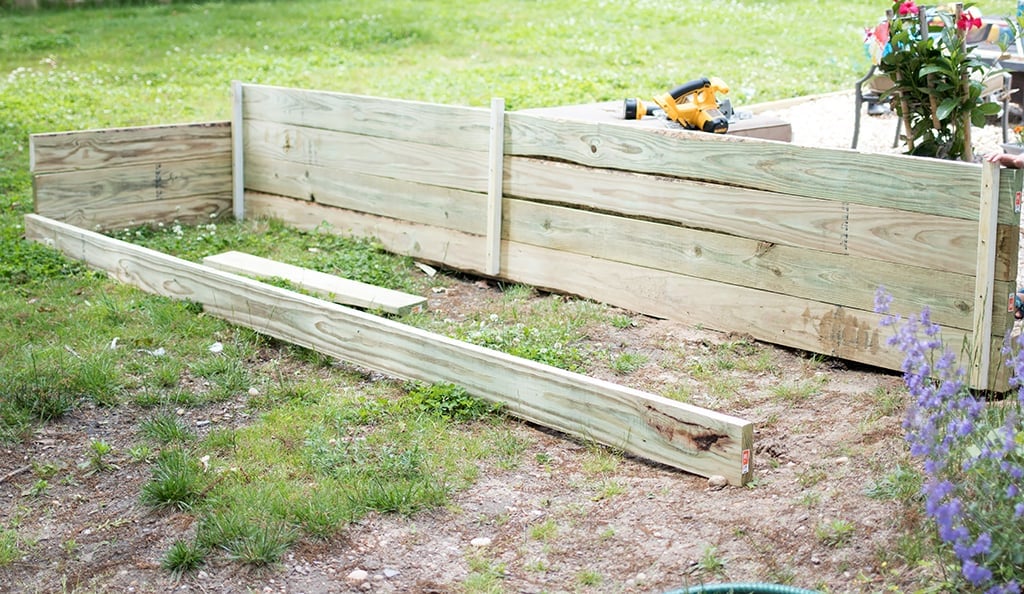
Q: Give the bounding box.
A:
[34,156,232,229]
[485,98,506,275]
[245,191,487,272]
[36,193,230,231]
[24,213,754,485]
[502,198,1000,330]
[232,81,246,221]
[506,112,1021,224]
[505,157,1015,279]
[497,240,1011,387]
[241,84,491,150]
[243,155,487,235]
[243,192,1011,389]
[202,251,427,316]
[970,162,1001,388]
[244,119,488,193]
[30,121,231,174]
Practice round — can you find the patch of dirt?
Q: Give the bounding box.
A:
[2,95,1008,593]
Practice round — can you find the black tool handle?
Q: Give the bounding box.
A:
[668,77,710,100]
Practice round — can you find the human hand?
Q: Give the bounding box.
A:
[985,152,1024,168]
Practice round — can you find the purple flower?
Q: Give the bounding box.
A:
[964,559,994,587]
[878,289,1024,592]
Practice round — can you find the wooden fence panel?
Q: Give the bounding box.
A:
[243,155,487,235]
[501,198,996,330]
[26,88,1022,390]
[505,112,1018,224]
[245,191,1011,388]
[30,121,231,173]
[244,119,489,194]
[30,122,232,229]
[504,157,1017,279]
[241,84,491,151]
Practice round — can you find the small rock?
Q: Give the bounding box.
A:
[707,475,728,490]
[834,456,850,464]
[347,569,369,582]
[470,537,492,547]
[383,568,400,578]
[811,556,821,565]
[248,387,260,397]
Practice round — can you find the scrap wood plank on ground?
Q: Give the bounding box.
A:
[202,250,427,316]
[23,213,755,486]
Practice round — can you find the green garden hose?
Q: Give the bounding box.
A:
[664,583,821,594]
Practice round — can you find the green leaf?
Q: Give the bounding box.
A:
[936,97,958,121]
[918,64,948,77]
[976,101,1001,116]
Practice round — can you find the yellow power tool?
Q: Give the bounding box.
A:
[622,77,730,134]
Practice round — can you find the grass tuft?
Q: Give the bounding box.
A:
[140,413,195,444]
[161,539,206,576]
[140,449,205,510]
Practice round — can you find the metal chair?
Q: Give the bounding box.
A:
[852,65,900,149]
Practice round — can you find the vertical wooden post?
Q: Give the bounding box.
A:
[485,98,505,276]
[970,161,1000,389]
[231,80,245,221]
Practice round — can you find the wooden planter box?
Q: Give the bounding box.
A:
[26,84,1024,392]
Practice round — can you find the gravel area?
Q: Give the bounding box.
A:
[752,90,1009,156]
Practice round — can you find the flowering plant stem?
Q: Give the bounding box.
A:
[876,289,1023,592]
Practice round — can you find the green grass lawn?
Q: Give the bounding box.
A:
[0,0,1011,589]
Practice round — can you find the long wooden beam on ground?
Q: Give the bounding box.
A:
[23,213,755,486]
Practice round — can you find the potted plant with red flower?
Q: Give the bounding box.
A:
[874,1,1000,160]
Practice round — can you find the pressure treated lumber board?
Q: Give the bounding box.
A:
[34,157,232,226]
[505,157,1017,279]
[31,121,233,229]
[243,156,487,235]
[30,121,231,174]
[35,193,230,232]
[23,213,754,486]
[501,198,1000,330]
[244,119,489,193]
[240,84,491,151]
[243,191,1011,388]
[246,191,490,272]
[202,251,427,316]
[497,240,1011,389]
[505,111,1021,224]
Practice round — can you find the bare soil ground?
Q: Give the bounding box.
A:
[0,93,1004,593]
